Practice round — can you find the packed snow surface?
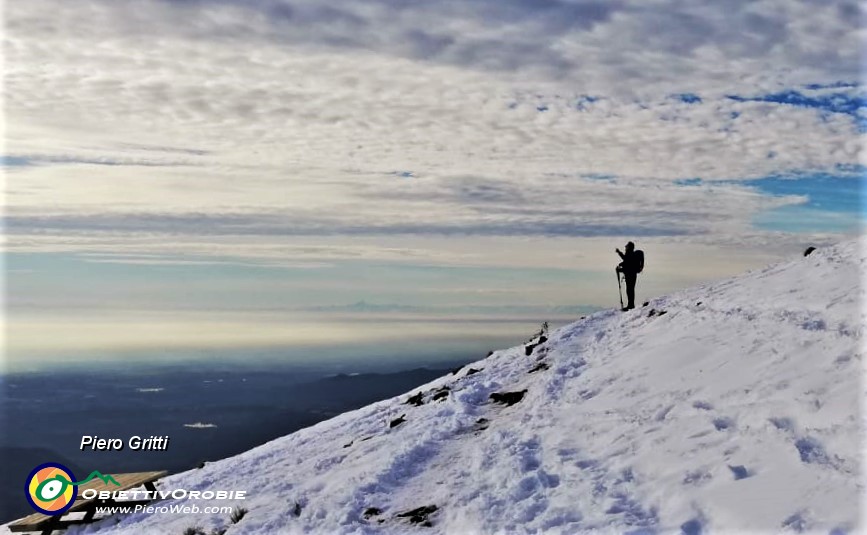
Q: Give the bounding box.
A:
[6,241,865,534]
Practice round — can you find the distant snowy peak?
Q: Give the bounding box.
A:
[7,239,864,535]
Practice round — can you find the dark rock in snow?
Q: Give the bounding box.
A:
[525,336,548,356]
[396,505,438,525]
[490,389,528,406]
[804,246,816,257]
[465,368,482,376]
[363,507,382,519]
[389,415,406,428]
[405,392,424,406]
[528,362,550,374]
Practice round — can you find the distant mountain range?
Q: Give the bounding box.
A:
[306,300,601,317]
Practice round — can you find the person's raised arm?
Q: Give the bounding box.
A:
[616,248,625,260]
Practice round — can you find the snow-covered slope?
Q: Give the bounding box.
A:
[9,240,866,534]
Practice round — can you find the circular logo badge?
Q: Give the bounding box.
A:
[25,463,77,515]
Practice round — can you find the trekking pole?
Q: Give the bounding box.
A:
[616,269,624,309]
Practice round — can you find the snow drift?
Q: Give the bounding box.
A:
[7,240,865,534]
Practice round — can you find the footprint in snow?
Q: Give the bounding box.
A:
[781,511,809,532]
[575,459,599,470]
[712,417,735,431]
[516,437,542,472]
[692,401,713,411]
[727,464,750,480]
[681,518,703,535]
[768,416,795,432]
[682,469,712,486]
[579,388,599,400]
[604,491,658,526]
[793,436,833,466]
[655,405,675,421]
[556,447,578,461]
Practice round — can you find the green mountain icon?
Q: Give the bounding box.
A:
[73,471,121,487]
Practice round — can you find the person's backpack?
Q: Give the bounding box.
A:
[635,250,645,274]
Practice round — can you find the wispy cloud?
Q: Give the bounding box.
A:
[3,209,699,238]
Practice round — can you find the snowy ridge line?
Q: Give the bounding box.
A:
[3,239,863,534]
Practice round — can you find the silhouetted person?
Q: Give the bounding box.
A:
[616,241,642,311]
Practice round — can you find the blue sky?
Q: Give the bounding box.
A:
[670,168,865,233]
[4,0,863,367]
[746,172,864,233]
[726,89,866,132]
